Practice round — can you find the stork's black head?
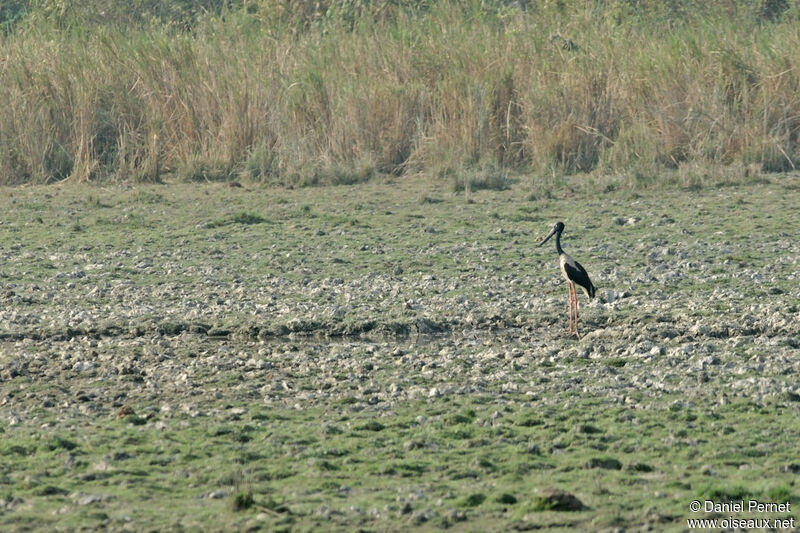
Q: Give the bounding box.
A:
[538,221,565,246]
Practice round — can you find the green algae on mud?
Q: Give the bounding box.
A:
[1,175,799,531]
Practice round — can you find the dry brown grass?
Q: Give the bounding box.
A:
[2,1,800,186]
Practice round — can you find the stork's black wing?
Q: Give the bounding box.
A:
[564,259,596,299]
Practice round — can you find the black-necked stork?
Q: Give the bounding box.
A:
[538,222,596,338]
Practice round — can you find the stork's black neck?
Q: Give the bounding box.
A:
[555,230,564,255]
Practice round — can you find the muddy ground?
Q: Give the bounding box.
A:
[1,176,799,531]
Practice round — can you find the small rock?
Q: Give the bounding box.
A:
[116,406,135,418]
[404,440,425,451]
[72,361,95,372]
[447,509,467,522]
[75,493,108,505]
[533,488,586,511]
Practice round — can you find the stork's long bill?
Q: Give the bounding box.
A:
[538,222,565,255]
[538,227,557,246]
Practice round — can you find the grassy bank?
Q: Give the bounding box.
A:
[2,1,800,185]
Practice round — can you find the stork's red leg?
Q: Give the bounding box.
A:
[566,283,574,333]
[572,285,579,338]
[568,283,579,335]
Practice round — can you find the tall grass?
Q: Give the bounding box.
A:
[1,1,800,186]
